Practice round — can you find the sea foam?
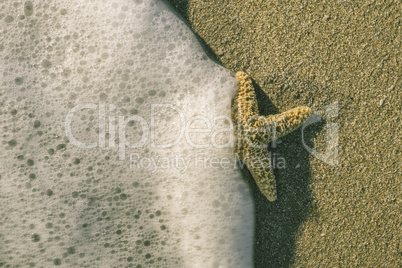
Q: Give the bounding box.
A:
[0,1,254,267]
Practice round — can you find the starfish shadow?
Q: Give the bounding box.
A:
[253,81,280,115]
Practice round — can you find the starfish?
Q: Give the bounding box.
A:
[231,71,312,201]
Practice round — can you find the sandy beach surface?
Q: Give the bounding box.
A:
[166,0,401,267]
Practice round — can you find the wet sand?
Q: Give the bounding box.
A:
[165,0,401,267]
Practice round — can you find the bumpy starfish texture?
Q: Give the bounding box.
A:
[231,71,312,201]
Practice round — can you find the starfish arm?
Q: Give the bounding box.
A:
[266,106,312,139]
[231,71,259,125]
[242,106,312,146]
[243,146,277,201]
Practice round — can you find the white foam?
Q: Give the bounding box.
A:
[0,1,254,267]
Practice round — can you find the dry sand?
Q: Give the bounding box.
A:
[165,0,401,267]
